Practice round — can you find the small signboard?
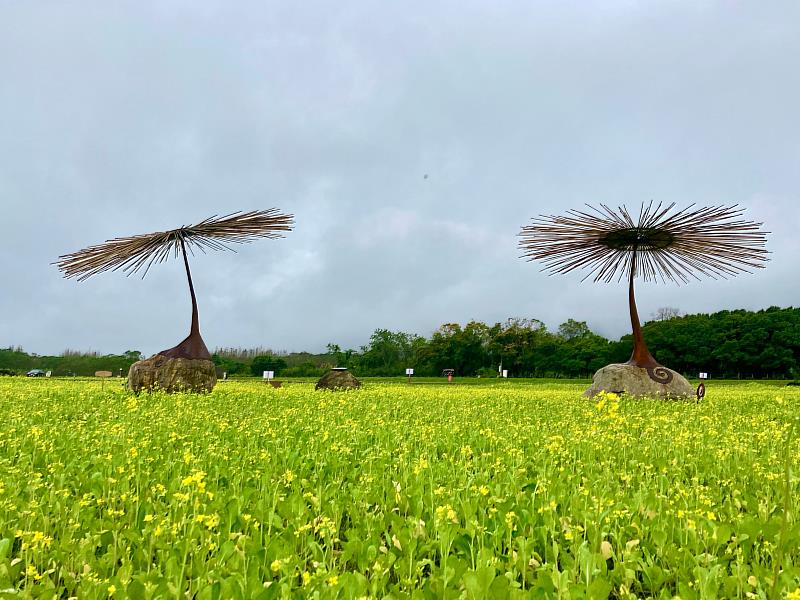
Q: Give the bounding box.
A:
[95,370,112,390]
[405,368,414,376]
[45,371,52,378]
[502,370,508,378]
[699,372,708,379]
[263,370,274,380]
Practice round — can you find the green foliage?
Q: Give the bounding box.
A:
[282,362,326,377]
[211,354,248,377]
[0,379,798,597]
[0,347,140,377]
[349,307,800,379]
[637,306,800,378]
[249,355,289,377]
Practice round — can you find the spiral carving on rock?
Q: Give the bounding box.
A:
[647,366,674,384]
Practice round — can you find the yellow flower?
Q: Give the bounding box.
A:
[435,504,458,524]
[108,584,117,596]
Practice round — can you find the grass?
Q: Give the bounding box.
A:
[0,378,798,598]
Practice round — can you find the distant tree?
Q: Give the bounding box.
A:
[356,330,422,376]
[489,318,549,377]
[282,362,325,377]
[211,354,248,376]
[326,343,344,367]
[557,319,591,341]
[250,355,288,377]
[652,307,681,322]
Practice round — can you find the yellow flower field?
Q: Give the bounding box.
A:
[0,378,798,599]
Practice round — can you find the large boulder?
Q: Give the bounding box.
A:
[128,353,217,394]
[584,363,694,399]
[315,368,360,391]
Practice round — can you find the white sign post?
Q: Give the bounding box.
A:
[405,368,414,383]
[502,370,508,378]
[699,372,708,380]
[263,370,274,381]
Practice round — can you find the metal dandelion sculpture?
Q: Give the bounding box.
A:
[56,209,294,361]
[519,202,768,385]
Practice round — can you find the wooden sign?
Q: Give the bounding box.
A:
[95,371,113,378]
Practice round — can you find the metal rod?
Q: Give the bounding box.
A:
[180,237,200,336]
[627,247,655,367]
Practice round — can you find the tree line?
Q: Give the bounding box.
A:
[323,306,800,379]
[0,349,142,377]
[2,306,798,379]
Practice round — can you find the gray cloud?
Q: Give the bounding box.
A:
[1,1,798,355]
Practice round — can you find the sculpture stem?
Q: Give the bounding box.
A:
[180,237,200,336]
[625,249,673,384]
[158,238,211,360]
[627,247,656,368]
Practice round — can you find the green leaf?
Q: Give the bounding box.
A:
[126,580,146,600]
[0,539,11,561]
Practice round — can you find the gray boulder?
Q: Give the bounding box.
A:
[584,363,694,399]
[315,368,361,390]
[128,353,217,394]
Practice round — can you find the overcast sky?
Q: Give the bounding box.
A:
[1,1,798,356]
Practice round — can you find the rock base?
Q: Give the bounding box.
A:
[315,369,361,391]
[584,363,693,399]
[128,354,217,394]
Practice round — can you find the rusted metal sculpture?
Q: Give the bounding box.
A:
[519,202,768,383]
[56,210,294,360]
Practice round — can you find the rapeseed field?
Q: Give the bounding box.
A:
[0,378,798,599]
